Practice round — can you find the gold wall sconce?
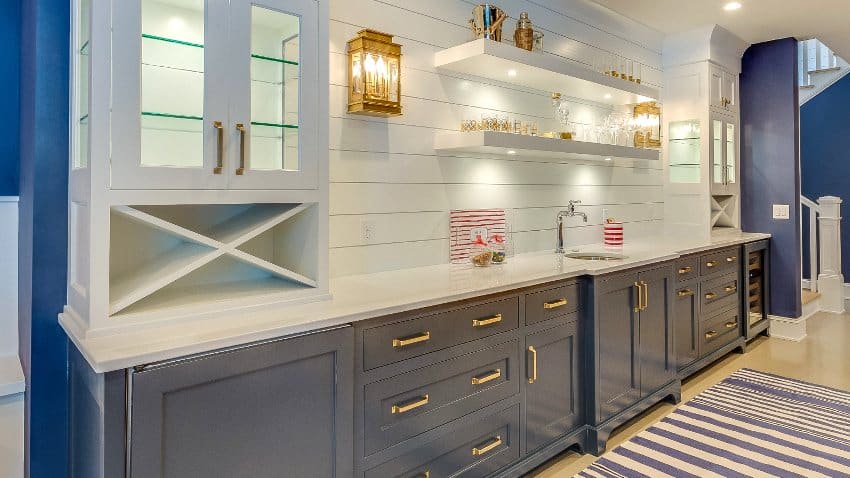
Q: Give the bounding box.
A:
[633,102,661,149]
[347,29,402,117]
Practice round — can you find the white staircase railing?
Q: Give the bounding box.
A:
[801,195,845,313]
[800,39,839,87]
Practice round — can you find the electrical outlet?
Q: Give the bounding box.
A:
[772,204,790,220]
[361,220,375,243]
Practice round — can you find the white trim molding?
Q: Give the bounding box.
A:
[769,315,807,342]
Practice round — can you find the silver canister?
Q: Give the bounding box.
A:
[469,4,507,42]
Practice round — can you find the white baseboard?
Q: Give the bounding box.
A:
[769,314,807,342]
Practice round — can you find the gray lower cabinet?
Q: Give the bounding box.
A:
[129,326,354,478]
[594,263,675,424]
[524,318,582,453]
[674,282,700,370]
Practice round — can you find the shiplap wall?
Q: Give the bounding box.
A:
[328,0,665,277]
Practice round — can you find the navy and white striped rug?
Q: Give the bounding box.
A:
[577,369,850,478]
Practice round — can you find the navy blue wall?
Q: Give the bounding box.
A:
[801,73,850,278]
[18,0,70,476]
[1,0,21,194]
[740,38,802,319]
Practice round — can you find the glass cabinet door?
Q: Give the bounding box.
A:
[111,0,231,189]
[725,122,737,187]
[228,0,319,190]
[73,0,91,170]
[711,119,724,190]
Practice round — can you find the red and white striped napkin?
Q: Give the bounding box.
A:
[603,221,623,246]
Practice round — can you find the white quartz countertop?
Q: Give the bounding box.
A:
[63,231,770,373]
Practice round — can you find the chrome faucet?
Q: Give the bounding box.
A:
[556,200,588,253]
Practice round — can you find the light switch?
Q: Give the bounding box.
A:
[772,204,790,220]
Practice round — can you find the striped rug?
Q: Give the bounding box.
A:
[577,369,850,478]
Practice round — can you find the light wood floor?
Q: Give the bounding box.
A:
[530,311,850,477]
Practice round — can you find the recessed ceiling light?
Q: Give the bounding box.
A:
[604,93,612,100]
[507,69,517,77]
[723,2,742,11]
[507,150,517,155]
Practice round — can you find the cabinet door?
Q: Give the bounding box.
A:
[725,121,738,192]
[723,71,738,110]
[112,0,231,190]
[228,0,319,189]
[709,64,725,109]
[674,283,699,370]
[129,326,353,478]
[595,272,640,423]
[710,117,725,194]
[638,266,675,396]
[525,320,582,453]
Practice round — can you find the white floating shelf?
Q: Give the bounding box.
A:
[434,39,659,106]
[434,131,660,162]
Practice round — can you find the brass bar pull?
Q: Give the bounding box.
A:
[706,261,718,268]
[393,331,431,348]
[677,289,694,297]
[678,266,693,275]
[235,123,246,175]
[725,321,737,329]
[471,369,501,385]
[705,292,717,300]
[705,330,718,339]
[527,346,537,384]
[391,394,429,414]
[472,314,502,327]
[633,282,642,312]
[417,472,430,478]
[472,436,502,456]
[641,281,649,310]
[543,298,568,309]
[726,256,737,263]
[724,285,737,293]
[213,121,224,174]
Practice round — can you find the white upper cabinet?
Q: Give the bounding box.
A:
[111,0,318,190]
[709,63,738,114]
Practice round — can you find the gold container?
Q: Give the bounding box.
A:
[514,12,534,51]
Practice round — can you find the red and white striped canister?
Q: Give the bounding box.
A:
[603,222,623,246]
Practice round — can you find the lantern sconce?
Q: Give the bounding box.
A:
[633,102,661,149]
[347,29,402,117]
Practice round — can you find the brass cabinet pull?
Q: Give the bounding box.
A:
[705,330,718,339]
[417,472,430,478]
[725,321,737,329]
[677,288,694,297]
[213,121,224,174]
[633,282,643,312]
[641,281,649,310]
[705,292,717,300]
[471,369,501,385]
[726,256,737,263]
[527,346,538,384]
[235,123,246,175]
[543,298,568,309]
[391,394,429,414]
[724,285,737,293]
[678,266,693,275]
[472,436,502,456]
[393,331,431,348]
[472,314,502,327]
[706,261,718,268]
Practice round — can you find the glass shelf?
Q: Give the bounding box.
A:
[139,112,298,130]
[141,33,299,65]
[668,119,700,184]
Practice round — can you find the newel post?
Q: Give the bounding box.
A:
[817,196,845,313]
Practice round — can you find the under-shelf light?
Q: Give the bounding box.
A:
[604,93,612,100]
[507,150,517,155]
[507,69,517,77]
[723,2,742,11]
[604,157,612,161]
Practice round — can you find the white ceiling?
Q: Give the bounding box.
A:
[592,0,850,58]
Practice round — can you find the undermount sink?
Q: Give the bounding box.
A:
[564,252,627,261]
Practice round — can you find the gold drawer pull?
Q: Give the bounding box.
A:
[726,256,737,262]
[472,436,502,456]
[725,321,737,329]
[393,331,431,348]
[543,298,568,309]
[528,346,538,384]
[391,394,429,414]
[213,121,224,174]
[235,123,246,175]
[706,261,718,268]
[677,289,694,297]
[471,369,501,385]
[705,292,717,300]
[724,285,737,293]
[472,314,502,327]
[705,330,718,339]
[678,266,693,274]
[417,472,430,478]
